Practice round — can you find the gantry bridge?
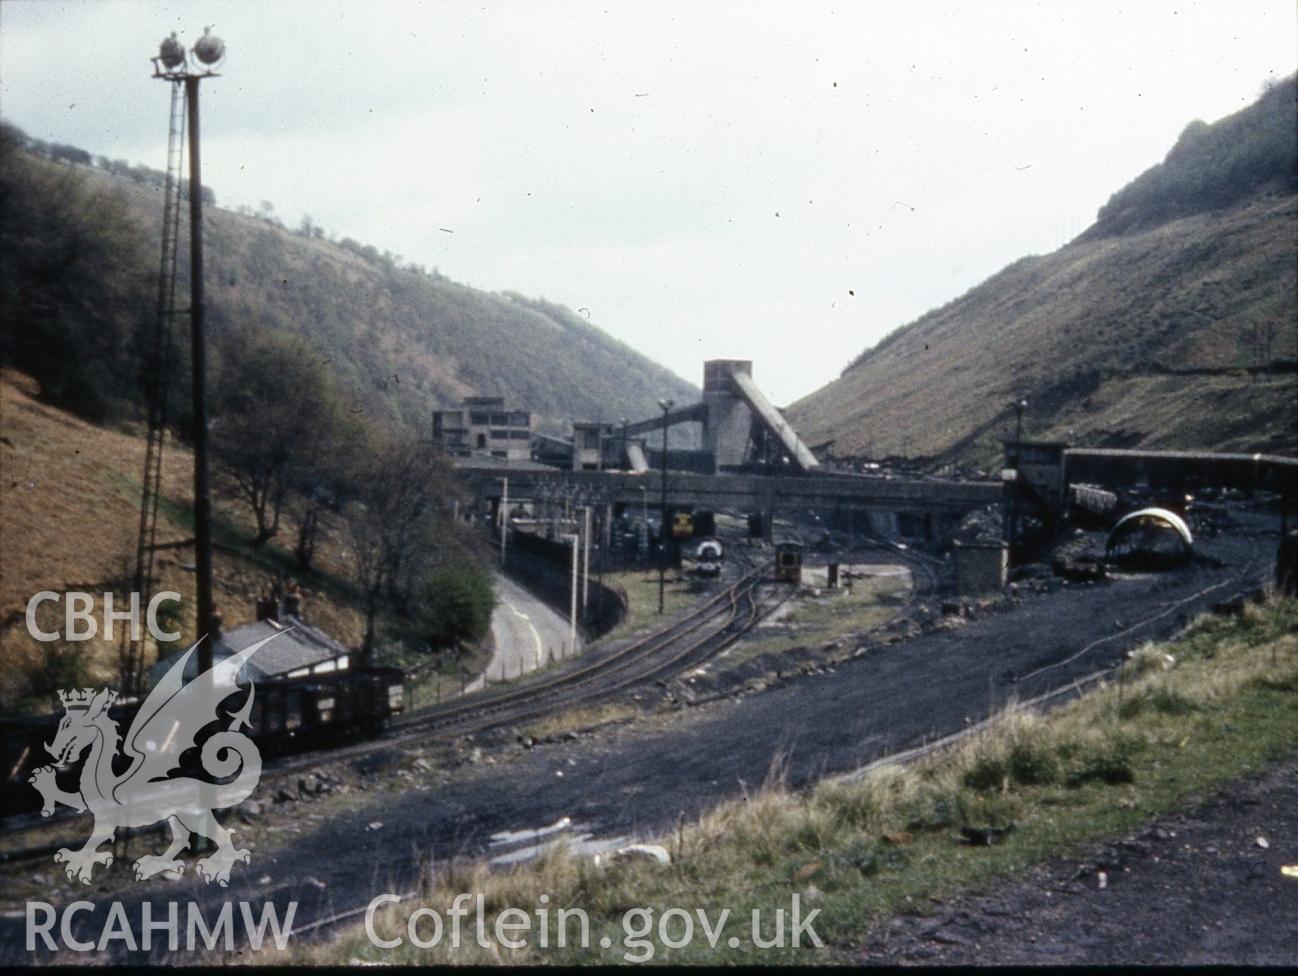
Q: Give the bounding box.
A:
[458,463,1002,541]
[443,359,1297,553]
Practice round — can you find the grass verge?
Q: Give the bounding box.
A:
[597,568,700,640]
[522,702,640,741]
[291,595,1298,966]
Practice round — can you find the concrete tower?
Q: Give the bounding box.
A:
[702,359,754,472]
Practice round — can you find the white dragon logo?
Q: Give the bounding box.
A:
[28,633,279,887]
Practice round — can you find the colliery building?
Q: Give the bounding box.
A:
[432,396,535,461]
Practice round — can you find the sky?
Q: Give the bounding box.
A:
[2,1,1295,406]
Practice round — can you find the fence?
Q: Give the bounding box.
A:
[503,534,628,640]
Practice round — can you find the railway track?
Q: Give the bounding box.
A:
[350,552,780,745]
[5,535,1261,862]
[0,554,781,857]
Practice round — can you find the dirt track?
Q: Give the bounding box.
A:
[858,755,1298,965]
[0,513,1279,963]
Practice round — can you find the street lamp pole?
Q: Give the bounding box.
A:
[499,476,509,566]
[582,505,591,615]
[657,399,674,614]
[568,533,578,651]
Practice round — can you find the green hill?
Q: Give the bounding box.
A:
[0,124,696,435]
[789,77,1298,467]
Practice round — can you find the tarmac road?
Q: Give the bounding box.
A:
[2,513,1279,964]
[468,573,579,692]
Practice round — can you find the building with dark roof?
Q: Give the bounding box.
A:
[146,615,351,689]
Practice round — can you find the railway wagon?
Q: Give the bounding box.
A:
[774,542,804,584]
[251,665,404,754]
[0,665,405,817]
[691,511,717,538]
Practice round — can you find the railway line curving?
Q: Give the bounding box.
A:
[0,554,783,858]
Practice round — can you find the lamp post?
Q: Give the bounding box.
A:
[1007,398,1028,561]
[638,485,648,558]
[657,398,674,614]
[564,533,579,652]
[153,29,224,674]
[499,476,509,566]
[582,505,591,616]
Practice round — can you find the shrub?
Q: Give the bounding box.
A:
[960,710,1062,792]
[418,566,496,650]
[1064,734,1143,787]
[1118,684,1199,719]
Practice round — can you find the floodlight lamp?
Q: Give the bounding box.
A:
[158,32,185,69]
[658,399,675,412]
[193,26,225,65]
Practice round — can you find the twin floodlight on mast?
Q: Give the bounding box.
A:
[153,27,225,77]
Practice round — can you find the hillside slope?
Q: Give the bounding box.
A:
[1,132,697,434]
[790,79,1297,467]
[199,209,698,432]
[0,370,365,706]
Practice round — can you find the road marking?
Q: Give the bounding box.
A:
[500,595,545,670]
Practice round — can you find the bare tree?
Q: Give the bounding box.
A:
[342,428,462,662]
[213,329,341,546]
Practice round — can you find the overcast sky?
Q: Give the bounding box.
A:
[3,1,1295,405]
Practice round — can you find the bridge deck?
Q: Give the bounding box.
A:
[458,463,1001,514]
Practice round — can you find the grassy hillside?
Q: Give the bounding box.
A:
[0,126,696,435]
[790,78,1297,467]
[0,369,502,712]
[0,370,366,706]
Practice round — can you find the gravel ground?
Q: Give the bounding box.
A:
[0,512,1280,964]
[857,756,1298,966]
